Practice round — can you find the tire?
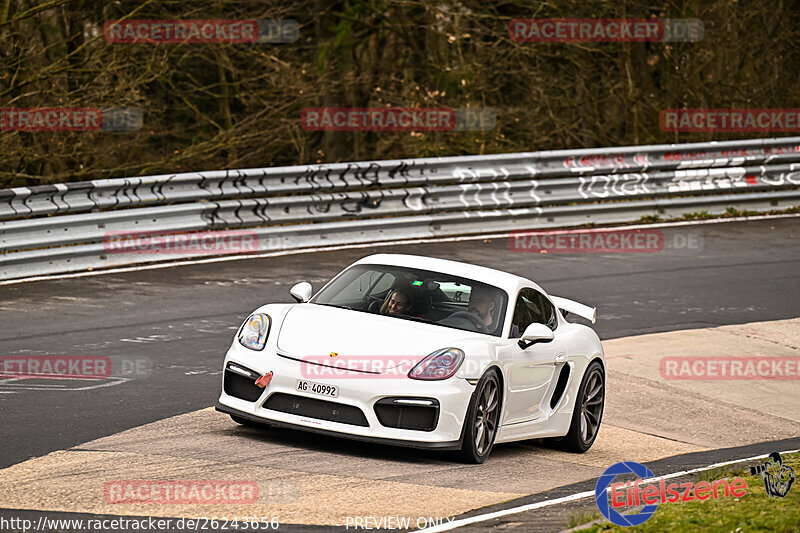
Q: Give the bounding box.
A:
[559,360,605,453]
[457,368,502,464]
[230,414,266,428]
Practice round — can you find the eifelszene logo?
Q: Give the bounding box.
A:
[595,462,658,527]
[595,461,748,527]
[750,452,795,498]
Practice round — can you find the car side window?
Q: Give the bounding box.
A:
[368,272,396,298]
[510,288,558,338]
[327,269,381,303]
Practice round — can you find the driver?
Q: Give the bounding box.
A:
[467,286,497,332]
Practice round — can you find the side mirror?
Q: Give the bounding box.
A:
[518,323,554,349]
[290,282,312,303]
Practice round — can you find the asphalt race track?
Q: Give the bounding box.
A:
[1,217,799,530]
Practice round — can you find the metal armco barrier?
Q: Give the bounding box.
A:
[2,137,799,280]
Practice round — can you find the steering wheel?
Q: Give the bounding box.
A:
[446,310,486,330]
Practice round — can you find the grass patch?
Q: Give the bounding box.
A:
[724,207,760,217]
[682,210,714,220]
[698,464,748,483]
[677,205,799,221]
[568,509,601,528]
[580,452,800,532]
[548,204,800,232]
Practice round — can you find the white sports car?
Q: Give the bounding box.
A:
[216,254,605,463]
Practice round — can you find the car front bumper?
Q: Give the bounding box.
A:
[217,345,476,449]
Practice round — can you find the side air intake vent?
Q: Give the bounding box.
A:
[550,364,571,409]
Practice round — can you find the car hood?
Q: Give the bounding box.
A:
[276,303,471,370]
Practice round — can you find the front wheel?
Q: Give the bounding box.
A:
[457,369,502,464]
[559,360,605,453]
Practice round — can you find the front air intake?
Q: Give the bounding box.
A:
[374,398,440,431]
[263,393,369,427]
[223,363,264,402]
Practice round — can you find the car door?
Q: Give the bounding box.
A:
[501,288,565,425]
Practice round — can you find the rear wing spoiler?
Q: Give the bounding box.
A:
[551,296,596,324]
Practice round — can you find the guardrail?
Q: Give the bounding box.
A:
[2,137,799,281]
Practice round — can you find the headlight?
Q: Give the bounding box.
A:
[238,314,270,351]
[408,348,465,380]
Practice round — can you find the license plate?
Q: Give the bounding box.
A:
[296,379,338,398]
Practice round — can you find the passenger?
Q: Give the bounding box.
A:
[381,288,414,316]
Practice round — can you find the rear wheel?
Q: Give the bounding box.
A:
[458,369,501,464]
[559,360,604,453]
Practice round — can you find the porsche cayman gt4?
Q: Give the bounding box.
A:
[216,254,605,463]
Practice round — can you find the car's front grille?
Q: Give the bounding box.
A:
[263,393,369,427]
[223,363,264,402]
[374,398,439,432]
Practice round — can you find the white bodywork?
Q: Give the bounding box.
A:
[217,254,605,448]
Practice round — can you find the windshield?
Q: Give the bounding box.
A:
[310,264,508,336]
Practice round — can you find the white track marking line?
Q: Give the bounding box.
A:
[0,378,128,391]
[2,213,799,286]
[417,448,799,532]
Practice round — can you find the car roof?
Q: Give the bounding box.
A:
[353,253,542,295]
